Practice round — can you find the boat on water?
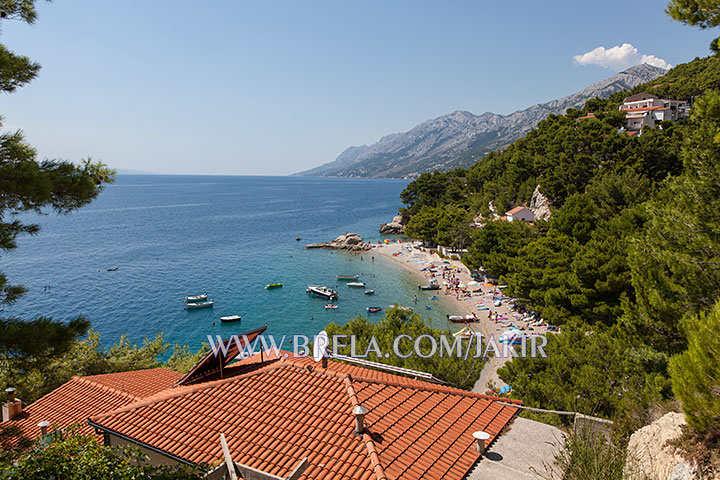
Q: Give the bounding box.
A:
[324,304,338,310]
[418,284,440,291]
[307,285,338,299]
[186,300,214,310]
[364,289,375,295]
[447,314,478,323]
[185,293,208,303]
[220,315,241,323]
[265,283,283,289]
[337,275,359,280]
[107,267,119,271]
[347,282,365,287]
[367,307,382,313]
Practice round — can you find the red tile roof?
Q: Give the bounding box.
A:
[505,206,527,215]
[90,354,521,480]
[1,368,181,444]
[576,113,596,120]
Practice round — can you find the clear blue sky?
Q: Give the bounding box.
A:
[1,0,716,175]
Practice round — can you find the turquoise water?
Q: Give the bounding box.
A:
[1,175,454,351]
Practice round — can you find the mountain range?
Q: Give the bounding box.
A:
[296,64,667,179]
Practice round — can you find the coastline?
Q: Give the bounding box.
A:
[370,240,549,392]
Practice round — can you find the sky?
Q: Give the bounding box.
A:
[1,0,716,175]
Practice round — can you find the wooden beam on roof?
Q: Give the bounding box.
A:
[219,433,238,480]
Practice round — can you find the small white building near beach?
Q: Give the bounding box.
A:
[505,206,535,223]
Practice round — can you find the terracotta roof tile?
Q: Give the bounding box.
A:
[90,354,520,480]
[1,368,181,444]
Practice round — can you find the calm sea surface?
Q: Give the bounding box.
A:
[1,175,454,351]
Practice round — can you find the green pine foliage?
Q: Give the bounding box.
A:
[669,301,720,434]
[398,54,720,440]
[324,308,485,390]
[0,428,206,479]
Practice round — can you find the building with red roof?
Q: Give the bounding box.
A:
[2,327,536,479]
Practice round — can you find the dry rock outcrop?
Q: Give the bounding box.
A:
[380,214,405,234]
[305,233,372,251]
[625,412,699,480]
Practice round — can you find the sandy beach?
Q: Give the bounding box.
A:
[371,240,549,393]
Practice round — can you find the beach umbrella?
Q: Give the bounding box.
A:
[384,239,390,243]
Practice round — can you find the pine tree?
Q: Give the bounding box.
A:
[669,300,720,433]
[0,1,114,366]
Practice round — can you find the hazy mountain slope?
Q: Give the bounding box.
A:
[297,64,666,179]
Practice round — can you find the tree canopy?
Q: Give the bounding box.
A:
[0,0,115,371]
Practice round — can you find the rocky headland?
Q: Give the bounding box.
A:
[305,233,372,251]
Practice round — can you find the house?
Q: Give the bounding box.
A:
[505,207,534,223]
[2,326,530,480]
[619,93,689,131]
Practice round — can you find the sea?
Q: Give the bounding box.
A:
[1,175,455,353]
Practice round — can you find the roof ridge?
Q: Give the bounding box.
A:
[280,355,523,403]
[72,375,141,402]
[343,377,388,480]
[90,361,288,422]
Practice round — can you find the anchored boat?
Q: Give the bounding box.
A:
[307,285,338,300]
[337,275,359,280]
[220,315,241,323]
[185,293,208,303]
[186,300,214,310]
[366,306,382,313]
[324,304,338,310]
[265,283,283,289]
[364,289,375,295]
[347,282,365,288]
[447,314,477,323]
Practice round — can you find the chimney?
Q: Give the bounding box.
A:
[37,421,50,436]
[353,405,368,435]
[321,357,328,369]
[472,431,491,455]
[1,388,22,422]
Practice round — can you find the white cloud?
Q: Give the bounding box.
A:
[573,43,672,71]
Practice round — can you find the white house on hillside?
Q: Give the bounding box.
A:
[506,206,535,222]
[619,93,689,131]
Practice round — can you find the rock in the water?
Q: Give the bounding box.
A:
[305,233,372,251]
[625,412,698,480]
[530,185,552,221]
[380,214,405,234]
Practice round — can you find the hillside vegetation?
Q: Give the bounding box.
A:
[399,54,720,438]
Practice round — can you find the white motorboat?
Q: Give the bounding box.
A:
[185,293,208,303]
[186,300,214,310]
[306,285,338,299]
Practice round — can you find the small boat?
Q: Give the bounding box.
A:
[418,285,440,291]
[186,300,214,310]
[220,315,241,323]
[107,267,119,271]
[367,307,382,313]
[324,304,338,310]
[265,283,283,289]
[185,293,208,303]
[447,314,478,323]
[337,275,359,280]
[307,285,338,300]
[364,289,375,295]
[296,237,301,241]
[347,282,365,288]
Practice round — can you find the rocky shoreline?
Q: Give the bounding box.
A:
[379,214,405,234]
[305,233,372,251]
